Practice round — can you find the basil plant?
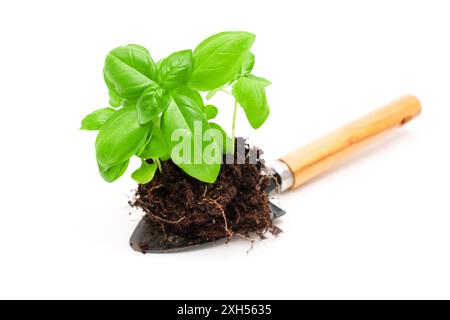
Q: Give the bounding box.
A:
[81,32,271,184]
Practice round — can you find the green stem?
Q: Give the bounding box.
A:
[220,89,232,96]
[231,99,238,154]
[154,158,163,173]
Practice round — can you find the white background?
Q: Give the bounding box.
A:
[0,0,449,299]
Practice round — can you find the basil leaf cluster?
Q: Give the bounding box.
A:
[81,31,272,184]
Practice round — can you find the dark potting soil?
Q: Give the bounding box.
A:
[130,138,281,249]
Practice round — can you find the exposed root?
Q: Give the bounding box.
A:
[147,211,186,225]
[135,199,186,225]
[149,184,163,193]
[236,233,255,253]
[199,196,232,237]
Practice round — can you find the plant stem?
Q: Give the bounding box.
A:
[220,89,232,96]
[154,158,163,173]
[231,99,238,154]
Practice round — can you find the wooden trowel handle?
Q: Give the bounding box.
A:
[280,95,421,190]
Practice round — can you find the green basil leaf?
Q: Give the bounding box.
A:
[160,153,171,161]
[131,160,157,184]
[137,85,170,124]
[108,90,122,107]
[246,74,271,87]
[229,51,256,84]
[161,99,221,183]
[157,50,193,89]
[104,44,157,100]
[140,118,168,159]
[98,160,129,183]
[204,105,218,120]
[80,108,116,131]
[188,32,256,91]
[103,74,123,108]
[122,100,137,109]
[232,77,270,129]
[240,51,255,76]
[170,86,204,111]
[95,107,152,169]
[135,126,153,157]
[108,90,123,109]
[209,122,233,154]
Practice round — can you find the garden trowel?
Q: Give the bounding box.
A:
[130,95,421,253]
